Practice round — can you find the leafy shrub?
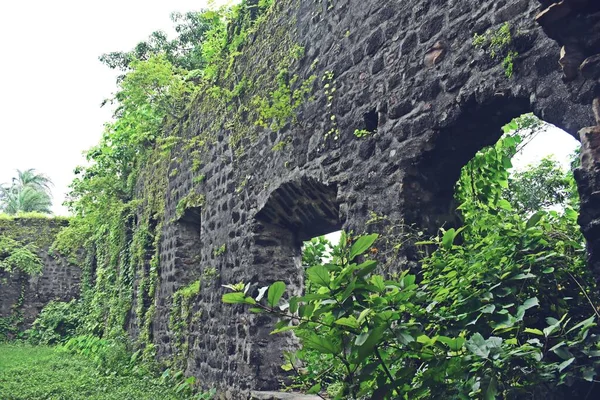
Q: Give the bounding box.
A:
[28,300,84,344]
[0,236,43,275]
[225,118,600,398]
[62,334,132,375]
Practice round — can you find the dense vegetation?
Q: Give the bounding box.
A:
[0,343,213,400]
[1,1,599,399]
[0,2,278,397]
[224,117,600,398]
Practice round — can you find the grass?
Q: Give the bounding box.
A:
[0,343,191,400]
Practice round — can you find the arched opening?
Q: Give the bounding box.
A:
[408,112,600,398]
[252,176,342,290]
[242,176,342,390]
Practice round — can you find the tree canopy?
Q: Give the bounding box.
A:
[0,169,53,215]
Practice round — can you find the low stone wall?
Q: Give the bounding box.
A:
[0,217,81,332]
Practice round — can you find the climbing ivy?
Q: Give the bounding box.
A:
[0,236,43,276]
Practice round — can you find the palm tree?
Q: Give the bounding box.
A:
[0,169,53,214]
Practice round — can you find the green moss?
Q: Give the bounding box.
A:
[175,193,206,219]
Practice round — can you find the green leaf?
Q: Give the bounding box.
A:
[355,260,378,278]
[437,336,465,352]
[267,281,286,308]
[357,308,373,325]
[222,292,247,304]
[442,228,456,250]
[371,275,385,292]
[583,368,597,382]
[497,199,512,211]
[349,234,378,261]
[566,315,596,334]
[564,207,577,221]
[335,316,359,329]
[355,332,369,346]
[466,333,490,358]
[484,377,498,400]
[522,297,539,310]
[526,212,544,228]
[557,357,575,372]
[511,273,536,280]
[306,265,330,287]
[355,326,386,363]
[480,304,496,314]
[271,325,295,334]
[307,383,321,394]
[524,328,543,336]
[301,333,340,355]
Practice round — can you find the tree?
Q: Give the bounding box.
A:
[506,157,577,213]
[0,169,53,214]
[99,11,220,73]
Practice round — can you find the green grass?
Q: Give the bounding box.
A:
[0,344,188,400]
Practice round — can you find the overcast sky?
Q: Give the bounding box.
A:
[0,1,579,216]
[0,0,225,215]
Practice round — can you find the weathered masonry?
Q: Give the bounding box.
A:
[1,0,599,396]
[0,217,81,335]
[135,0,600,395]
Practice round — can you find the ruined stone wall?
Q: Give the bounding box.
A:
[128,0,600,394]
[0,217,81,331]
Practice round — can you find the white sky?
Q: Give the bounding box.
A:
[0,0,226,215]
[0,2,580,217]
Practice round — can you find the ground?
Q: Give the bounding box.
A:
[0,344,185,400]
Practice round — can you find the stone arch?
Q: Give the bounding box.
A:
[402,94,535,232]
[232,176,342,390]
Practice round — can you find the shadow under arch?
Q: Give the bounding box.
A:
[402,94,581,233]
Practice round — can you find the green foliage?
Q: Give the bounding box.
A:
[507,157,578,213]
[0,236,43,275]
[176,192,206,219]
[27,300,84,345]
[99,11,219,73]
[472,22,518,77]
[0,343,215,399]
[0,169,53,215]
[213,244,226,257]
[253,69,316,131]
[353,129,372,138]
[227,116,600,398]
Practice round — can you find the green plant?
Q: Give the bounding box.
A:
[472,22,517,77]
[0,236,43,275]
[27,300,84,345]
[0,169,53,215]
[193,174,206,185]
[226,115,599,398]
[323,70,338,141]
[353,129,372,138]
[176,192,206,219]
[0,342,216,399]
[213,244,226,257]
[272,136,292,151]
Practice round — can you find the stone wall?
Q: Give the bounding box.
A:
[130,0,600,395]
[0,217,81,332]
